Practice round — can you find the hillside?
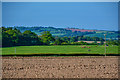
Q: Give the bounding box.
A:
[66,28,97,32]
[12,26,118,40]
[12,26,95,37]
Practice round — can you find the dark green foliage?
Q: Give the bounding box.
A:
[22,30,40,45]
[2,27,21,47]
[85,32,118,40]
[70,36,77,42]
[106,40,119,45]
[12,26,119,40]
[2,27,119,47]
[54,37,64,45]
[40,31,55,45]
[71,41,88,45]
[2,27,42,47]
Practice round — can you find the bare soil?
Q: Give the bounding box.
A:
[2,56,119,78]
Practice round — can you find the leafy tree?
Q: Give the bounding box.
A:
[22,30,39,45]
[2,31,13,47]
[100,40,104,45]
[61,36,69,43]
[40,31,55,45]
[70,36,77,42]
[54,37,63,45]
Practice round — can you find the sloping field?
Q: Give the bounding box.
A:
[2,56,119,78]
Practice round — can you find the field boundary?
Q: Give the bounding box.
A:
[1,78,119,80]
[1,54,120,56]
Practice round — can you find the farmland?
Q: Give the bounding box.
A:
[2,56,118,78]
[2,45,118,55]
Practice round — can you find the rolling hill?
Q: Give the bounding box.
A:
[12,26,118,40]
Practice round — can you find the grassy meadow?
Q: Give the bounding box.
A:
[1,45,118,55]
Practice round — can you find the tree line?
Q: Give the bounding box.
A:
[1,27,119,47]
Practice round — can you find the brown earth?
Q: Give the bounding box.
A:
[2,56,119,78]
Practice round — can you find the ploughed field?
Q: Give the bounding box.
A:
[2,45,118,55]
[2,56,119,78]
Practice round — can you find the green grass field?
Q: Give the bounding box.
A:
[1,45,118,55]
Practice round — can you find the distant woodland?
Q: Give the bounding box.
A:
[1,27,119,47]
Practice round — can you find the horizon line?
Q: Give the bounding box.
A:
[2,26,118,31]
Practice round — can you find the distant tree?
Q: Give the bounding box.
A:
[40,31,55,45]
[99,37,104,45]
[2,27,22,47]
[100,40,104,45]
[70,36,77,42]
[54,38,63,45]
[86,37,91,41]
[107,40,118,45]
[94,41,97,44]
[61,36,69,43]
[6,29,21,45]
[22,30,39,45]
[2,31,13,47]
